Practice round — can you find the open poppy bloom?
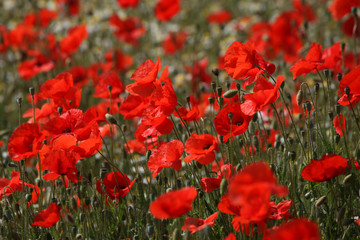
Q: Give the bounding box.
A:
[117,0,140,8]
[214,102,253,142]
[201,164,234,193]
[109,14,146,46]
[31,203,61,228]
[207,10,232,24]
[154,0,180,21]
[181,212,219,234]
[328,0,360,21]
[93,71,125,99]
[147,140,184,178]
[337,66,360,107]
[263,218,321,240]
[184,133,219,165]
[241,76,284,116]
[8,122,44,161]
[126,57,161,97]
[301,154,348,182]
[162,31,187,55]
[150,187,197,219]
[96,171,135,202]
[59,25,88,56]
[289,42,324,79]
[224,41,276,88]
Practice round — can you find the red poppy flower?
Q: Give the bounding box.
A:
[104,49,133,72]
[301,154,348,182]
[268,200,292,220]
[338,66,360,106]
[96,171,135,202]
[147,140,183,178]
[224,41,276,88]
[201,164,234,193]
[263,218,320,240]
[328,0,360,20]
[293,0,316,22]
[8,123,44,161]
[59,25,88,56]
[319,42,342,74]
[31,203,61,228]
[93,71,124,99]
[57,0,80,16]
[18,53,54,80]
[119,95,150,119]
[0,170,38,199]
[241,76,284,116]
[185,58,212,92]
[181,212,218,234]
[162,31,187,55]
[154,0,180,21]
[289,42,324,79]
[333,114,346,137]
[223,233,236,240]
[117,0,140,8]
[207,10,232,24]
[68,66,89,88]
[40,72,74,100]
[24,9,57,28]
[229,162,288,207]
[174,106,200,122]
[214,102,252,142]
[126,57,161,97]
[150,187,197,219]
[109,14,146,46]
[184,133,219,165]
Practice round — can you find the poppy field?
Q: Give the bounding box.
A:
[1,0,360,239]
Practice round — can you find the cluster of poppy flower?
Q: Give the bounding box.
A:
[1,0,360,239]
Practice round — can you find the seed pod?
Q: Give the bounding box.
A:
[344,86,350,96]
[337,73,342,81]
[223,89,238,98]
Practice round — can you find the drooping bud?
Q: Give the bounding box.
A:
[105,113,118,125]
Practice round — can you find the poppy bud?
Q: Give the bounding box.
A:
[76,234,83,240]
[228,112,233,121]
[219,97,224,107]
[211,68,219,77]
[226,82,231,90]
[26,194,33,203]
[315,195,327,207]
[185,96,191,104]
[288,151,296,161]
[323,69,329,78]
[236,163,242,171]
[208,97,214,105]
[304,192,311,199]
[306,101,312,113]
[216,86,222,97]
[16,97,22,106]
[108,85,112,92]
[29,87,35,96]
[211,82,216,91]
[223,89,238,98]
[337,73,342,81]
[105,113,118,125]
[335,134,340,144]
[236,83,241,91]
[344,86,350,96]
[8,162,17,168]
[352,7,358,17]
[314,83,319,93]
[296,90,303,107]
[147,225,154,237]
[106,107,110,113]
[146,150,151,160]
[57,106,63,115]
[335,104,341,115]
[252,135,259,150]
[341,42,346,52]
[220,178,227,196]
